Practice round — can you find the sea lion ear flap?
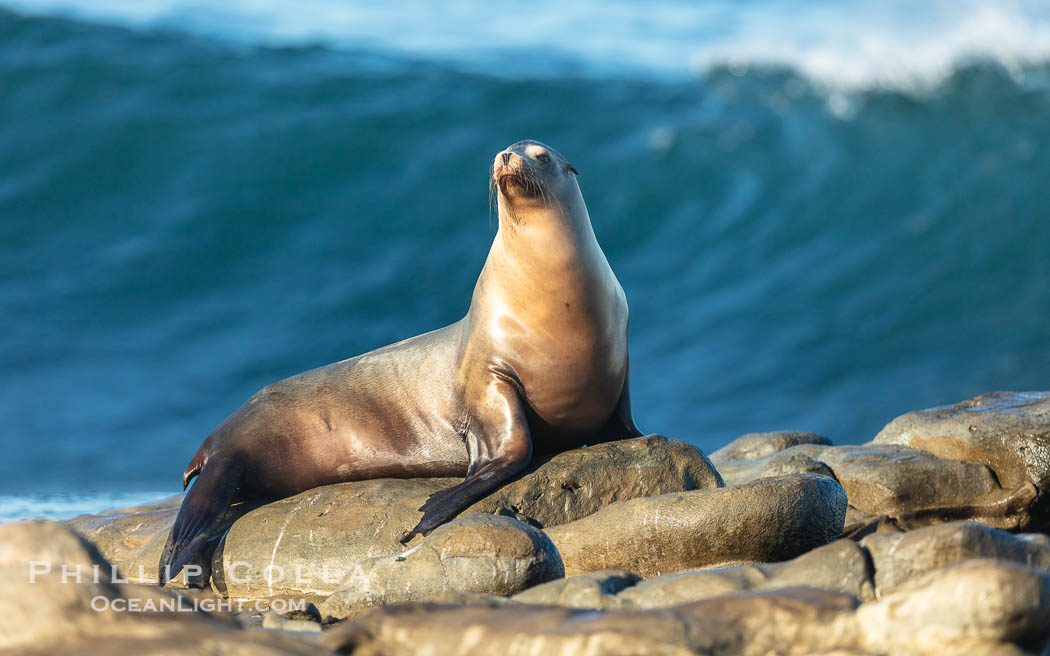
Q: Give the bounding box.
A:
[566,163,579,175]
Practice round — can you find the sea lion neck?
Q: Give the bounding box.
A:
[470,201,614,329]
[492,203,602,275]
[496,181,596,246]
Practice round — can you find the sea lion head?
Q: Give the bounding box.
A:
[491,140,580,223]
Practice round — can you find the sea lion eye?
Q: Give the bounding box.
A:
[535,153,550,164]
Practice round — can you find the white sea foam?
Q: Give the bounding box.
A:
[0,491,174,523]
[4,0,1050,89]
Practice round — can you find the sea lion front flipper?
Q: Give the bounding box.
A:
[404,377,532,541]
[157,457,243,586]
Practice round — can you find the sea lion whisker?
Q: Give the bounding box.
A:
[488,163,497,228]
[539,177,552,210]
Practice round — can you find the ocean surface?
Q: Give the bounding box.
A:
[2,0,1049,522]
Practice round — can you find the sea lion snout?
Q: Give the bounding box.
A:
[493,150,540,199]
[493,149,525,175]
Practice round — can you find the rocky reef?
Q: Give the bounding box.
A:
[4,391,1050,655]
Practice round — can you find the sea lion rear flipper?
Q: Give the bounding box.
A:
[157,458,242,587]
[404,377,532,542]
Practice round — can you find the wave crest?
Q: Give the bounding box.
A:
[4,0,1050,90]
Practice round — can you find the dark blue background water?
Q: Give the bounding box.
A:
[2,5,1049,515]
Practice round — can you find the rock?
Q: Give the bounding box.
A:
[64,496,182,586]
[261,611,323,633]
[426,590,518,607]
[0,521,328,655]
[512,570,641,609]
[545,474,847,577]
[235,612,266,628]
[214,435,720,600]
[619,539,875,608]
[618,566,766,609]
[709,432,836,488]
[820,444,1034,531]
[711,441,1037,535]
[841,507,903,539]
[320,587,861,656]
[276,601,323,622]
[715,449,838,488]
[1,520,170,650]
[856,560,1050,654]
[860,521,1050,593]
[874,391,1050,529]
[467,435,724,527]
[318,514,563,620]
[212,477,452,602]
[710,431,833,463]
[66,495,260,588]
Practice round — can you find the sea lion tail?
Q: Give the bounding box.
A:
[158,457,241,587]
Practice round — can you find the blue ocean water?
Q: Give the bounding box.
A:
[2,1,1049,520]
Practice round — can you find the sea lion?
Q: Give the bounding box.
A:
[158,140,642,585]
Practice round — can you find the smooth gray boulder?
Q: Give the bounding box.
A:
[545,474,847,577]
[819,444,1032,530]
[856,560,1050,654]
[709,433,1037,536]
[469,434,725,528]
[66,494,264,588]
[64,495,183,586]
[619,539,875,608]
[512,570,641,609]
[260,611,323,634]
[874,391,1050,530]
[715,449,837,488]
[211,477,451,602]
[318,514,563,620]
[710,431,833,463]
[0,521,328,656]
[708,432,835,488]
[860,521,1050,593]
